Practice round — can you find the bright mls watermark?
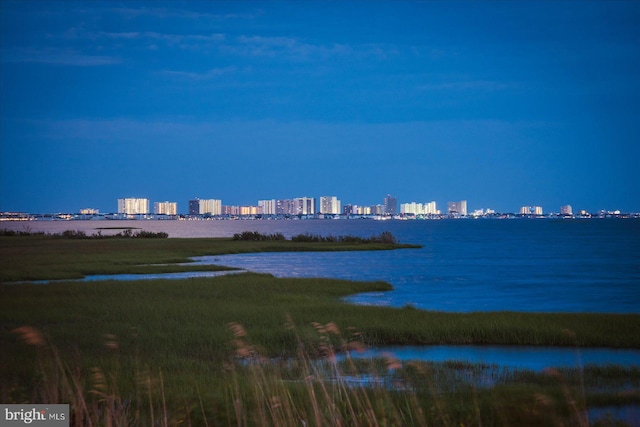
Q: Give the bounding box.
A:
[1,405,68,426]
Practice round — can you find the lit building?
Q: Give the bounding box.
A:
[560,205,573,216]
[319,196,341,215]
[243,206,260,216]
[372,204,384,215]
[276,199,294,215]
[352,205,371,215]
[154,201,177,215]
[400,203,417,215]
[520,205,543,215]
[118,198,149,215]
[424,201,438,214]
[384,194,398,215]
[258,199,276,215]
[202,199,222,215]
[400,201,438,215]
[80,208,99,215]
[293,197,315,215]
[273,198,315,216]
[401,202,423,215]
[188,198,221,216]
[224,205,260,216]
[447,200,467,216]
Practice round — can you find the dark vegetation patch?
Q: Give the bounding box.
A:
[0,228,168,239]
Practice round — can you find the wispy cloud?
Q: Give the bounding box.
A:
[97,31,354,59]
[159,66,238,80]
[101,31,226,43]
[1,47,121,66]
[107,6,262,21]
[98,31,226,53]
[418,80,514,92]
[230,35,352,59]
[95,30,381,61]
[38,10,393,61]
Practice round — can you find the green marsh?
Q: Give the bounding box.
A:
[1,235,639,425]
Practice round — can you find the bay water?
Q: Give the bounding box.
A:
[5,218,639,313]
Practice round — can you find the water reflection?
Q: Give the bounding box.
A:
[342,345,640,371]
[24,270,243,284]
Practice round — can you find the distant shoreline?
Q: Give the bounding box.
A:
[2,212,639,221]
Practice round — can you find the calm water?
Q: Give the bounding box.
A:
[345,345,640,371]
[190,218,639,314]
[5,218,640,313]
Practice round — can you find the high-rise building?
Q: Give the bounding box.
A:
[258,199,276,215]
[276,199,294,215]
[560,205,573,216]
[351,205,372,215]
[202,199,221,215]
[188,199,200,215]
[224,205,260,216]
[447,200,467,216]
[154,201,177,215]
[519,206,542,215]
[383,194,397,215]
[118,198,149,215]
[188,198,221,215]
[401,202,420,215]
[293,197,315,215]
[319,196,341,215]
[400,201,438,215]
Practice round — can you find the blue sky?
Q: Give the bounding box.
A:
[1,1,639,214]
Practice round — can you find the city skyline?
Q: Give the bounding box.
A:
[103,195,592,217]
[1,188,631,216]
[0,189,629,216]
[1,1,639,214]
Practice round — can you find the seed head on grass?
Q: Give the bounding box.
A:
[543,367,562,379]
[12,326,46,347]
[325,322,340,336]
[384,353,402,371]
[228,322,246,338]
[90,367,108,395]
[103,333,119,351]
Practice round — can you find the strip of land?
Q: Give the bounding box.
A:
[0,233,419,282]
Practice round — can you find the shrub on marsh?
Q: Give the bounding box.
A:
[0,228,169,239]
[232,231,286,241]
[290,231,398,244]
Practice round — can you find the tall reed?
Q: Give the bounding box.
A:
[6,320,638,425]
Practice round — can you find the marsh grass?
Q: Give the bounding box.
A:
[2,276,639,421]
[5,320,639,426]
[0,235,418,282]
[2,236,639,425]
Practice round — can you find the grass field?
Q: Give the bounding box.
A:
[0,234,419,282]
[1,235,639,426]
